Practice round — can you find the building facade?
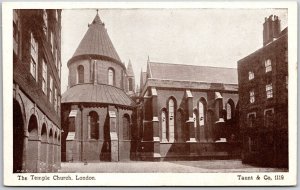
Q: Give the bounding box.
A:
[137,60,240,161]
[13,9,62,172]
[238,15,288,168]
[61,13,137,162]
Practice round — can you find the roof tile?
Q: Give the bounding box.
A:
[149,62,238,84]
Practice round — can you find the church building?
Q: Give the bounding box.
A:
[61,12,137,162]
[61,11,241,162]
[137,60,240,161]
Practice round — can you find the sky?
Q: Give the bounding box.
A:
[61,9,287,92]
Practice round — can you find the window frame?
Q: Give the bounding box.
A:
[248,71,254,80]
[168,98,175,142]
[249,89,255,103]
[30,33,38,80]
[108,68,115,86]
[42,59,47,94]
[266,83,273,98]
[77,65,84,84]
[265,59,272,73]
[198,101,205,126]
[264,108,274,128]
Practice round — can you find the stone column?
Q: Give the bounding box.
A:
[25,135,40,173]
[22,131,28,172]
[40,138,48,172]
[109,109,118,162]
[151,87,161,159]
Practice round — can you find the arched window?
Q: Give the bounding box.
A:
[89,111,99,139]
[128,78,133,91]
[108,68,114,85]
[199,101,205,126]
[226,99,234,120]
[123,114,131,140]
[161,110,167,142]
[77,65,84,84]
[168,98,175,142]
[226,103,232,120]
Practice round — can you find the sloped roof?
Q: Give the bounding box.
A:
[149,62,238,84]
[62,83,135,107]
[70,13,121,64]
[126,60,134,76]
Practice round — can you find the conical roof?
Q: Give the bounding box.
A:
[126,60,134,76]
[70,12,122,65]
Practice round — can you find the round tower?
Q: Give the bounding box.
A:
[61,11,136,162]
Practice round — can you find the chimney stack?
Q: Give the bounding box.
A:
[263,15,281,46]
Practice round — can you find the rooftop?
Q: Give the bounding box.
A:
[62,83,135,107]
[148,62,238,84]
[69,12,122,65]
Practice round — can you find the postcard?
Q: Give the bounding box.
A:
[3,1,297,186]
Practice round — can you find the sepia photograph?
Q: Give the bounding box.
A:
[3,1,297,186]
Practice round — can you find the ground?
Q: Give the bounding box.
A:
[58,160,288,173]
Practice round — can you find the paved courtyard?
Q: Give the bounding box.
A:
[59,160,288,173]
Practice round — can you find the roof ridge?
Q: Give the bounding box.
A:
[149,61,237,70]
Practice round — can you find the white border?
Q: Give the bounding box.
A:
[2,1,297,186]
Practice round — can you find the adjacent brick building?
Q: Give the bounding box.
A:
[13,9,62,172]
[238,15,288,168]
[137,60,240,160]
[61,12,137,162]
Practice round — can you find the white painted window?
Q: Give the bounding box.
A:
[266,84,273,98]
[265,59,272,72]
[161,111,167,142]
[42,59,47,94]
[49,76,53,103]
[226,103,232,120]
[108,68,114,85]
[30,33,38,80]
[248,71,254,80]
[199,101,205,126]
[168,99,175,142]
[249,90,255,103]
